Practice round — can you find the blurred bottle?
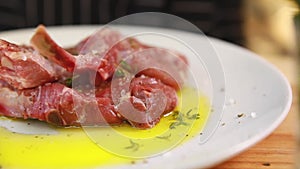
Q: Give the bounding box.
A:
[243,0,298,57]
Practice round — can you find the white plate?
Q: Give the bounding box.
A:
[0,26,292,168]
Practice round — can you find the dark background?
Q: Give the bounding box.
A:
[0,0,244,45]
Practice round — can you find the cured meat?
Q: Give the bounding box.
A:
[125,47,188,90]
[0,76,177,129]
[0,40,58,89]
[31,25,188,89]
[0,81,123,126]
[105,76,177,128]
[31,25,125,80]
[0,25,188,129]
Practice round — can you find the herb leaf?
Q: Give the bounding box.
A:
[169,112,188,129]
[156,133,172,140]
[115,69,125,77]
[120,60,132,72]
[65,75,80,87]
[124,139,140,152]
[169,108,199,129]
[65,78,72,87]
[186,109,200,120]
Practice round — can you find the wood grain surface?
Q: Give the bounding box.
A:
[211,54,299,169]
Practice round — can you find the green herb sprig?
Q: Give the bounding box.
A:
[186,109,200,120]
[169,109,200,129]
[65,74,80,87]
[169,111,188,129]
[124,139,140,152]
[156,133,172,140]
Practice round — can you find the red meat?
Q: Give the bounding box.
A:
[0,76,177,129]
[0,25,188,129]
[0,40,58,89]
